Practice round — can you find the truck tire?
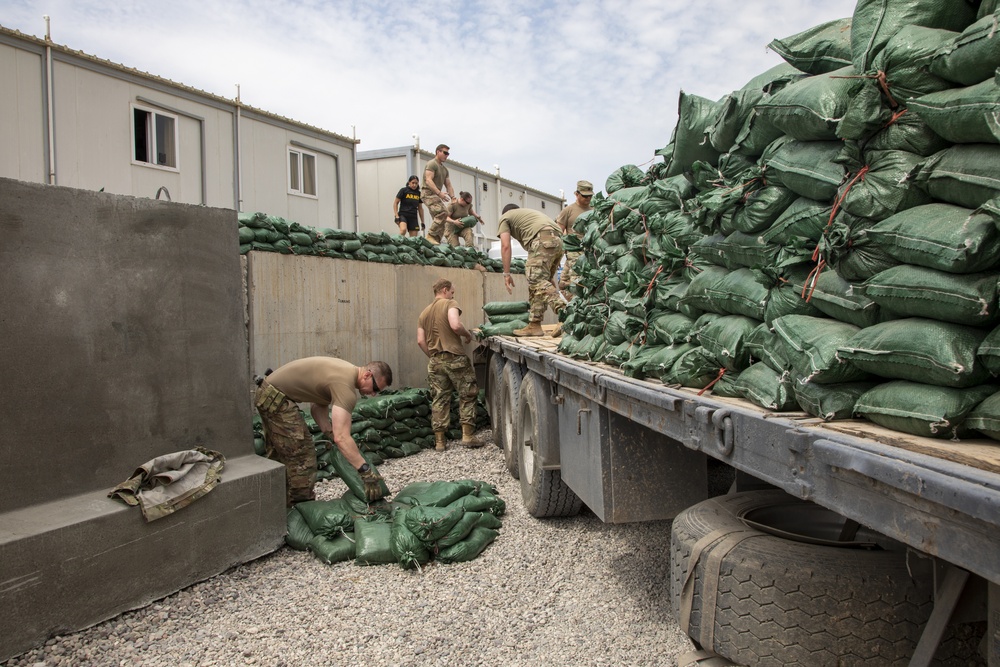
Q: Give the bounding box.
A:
[516,372,582,518]
[498,362,523,479]
[486,353,505,439]
[670,491,969,667]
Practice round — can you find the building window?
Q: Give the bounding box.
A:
[288,148,317,196]
[132,105,178,169]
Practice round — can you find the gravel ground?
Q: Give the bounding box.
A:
[4,429,697,667]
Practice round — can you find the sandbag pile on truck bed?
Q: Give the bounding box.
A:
[285,479,505,568]
[476,301,531,338]
[252,387,491,475]
[558,0,1000,441]
[238,211,526,274]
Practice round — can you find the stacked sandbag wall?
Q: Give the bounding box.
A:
[559,0,1000,441]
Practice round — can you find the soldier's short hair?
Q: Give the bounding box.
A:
[366,361,393,388]
[432,278,452,295]
[502,204,519,214]
[435,144,450,153]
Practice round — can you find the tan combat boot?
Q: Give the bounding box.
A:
[434,432,447,451]
[460,424,486,448]
[513,321,544,337]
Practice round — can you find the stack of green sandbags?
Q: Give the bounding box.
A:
[478,301,531,337]
[285,479,505,568]
[238,211,526,274]
[557,1,1000,441]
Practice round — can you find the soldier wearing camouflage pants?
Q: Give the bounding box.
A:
[498,204,566,337]
[416,278,485,450]
[421,144,456,245]
[254,356,392,506]
[555,180,594,299]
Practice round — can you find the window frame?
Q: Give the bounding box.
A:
[287,147,318,198]
[130,103,180,172]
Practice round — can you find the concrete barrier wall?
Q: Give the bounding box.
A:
[0,178,285,662]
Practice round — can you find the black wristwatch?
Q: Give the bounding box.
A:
[394,216,401,222]
[358,463,371,474]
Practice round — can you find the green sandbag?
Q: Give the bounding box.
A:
[708,64,806,152]
[604,311,644,346]
[665,93,721,176]
[855,381,998,439]
[930,10,1000,86]
[850,0,976,72]
[866,204,1000,274]
[755,66,859,141]
[639,342,692,377]
[768,17,853,75]
[402,505,465,542]
[328,450,390,501]
[478,320,528,337]
[864,265,999,326]
[772,315,869,384]
[459,215,478,229]
[978,324,1000,376]
[736,363,799,411]
[851,106,951,157]
[436,527,500,564]
[965,391,1000,440]
[680,266,730,315]
[238,226,256,244]
[447,490,507,516]
[285,507,314,551]
[818,215,901,282]
[698,315,760,372]
[764,140,845,201]
[294,499,356,538]
[288,232,313,246]
[309,533,356,564]
[707,268,769,321]
[710,370,744,398]
[354,518,395,566]
[714,233,781,271]
[622,344,666,379]
[793,379,875,421]
[838,318,991,388]
[662,347,722,388]
[836,149,933,222]
[909,79,1000,144]
[746,323,791,372]
[436,512,503,548]
[762,197,832,245]
[730,186,798,234]
[763,268,824,325]
[605,165,645,194]
[911,145,1000,209]
[483,301,531,316]
[389,510,431,570]
[648,312,696,345]
[393,480,480,507]
[487,312,530,324]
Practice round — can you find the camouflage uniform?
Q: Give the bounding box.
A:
[423,192,449,242]
[427,351,479,432]
[559,250,583,298]
[525,230,565,323]
[254,382,317,506]
[445,222,475,247]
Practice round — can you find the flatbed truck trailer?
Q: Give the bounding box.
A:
[483,333,1000,667]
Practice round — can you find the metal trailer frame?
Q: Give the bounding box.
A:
[486,336,1000,666]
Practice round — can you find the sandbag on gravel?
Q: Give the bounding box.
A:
[793,378,876,421]
[966,391,1000,440]
[866,204,1000,274]
[285,507,315,551]
[393,480,481,507]
[910,145,1000,209]
[772,315,870,384]
[768,17,853,75]
[855,381,998,439]
[310,533,356,565]
[864,265,1000,326]
[354,518,395,566]
[909,79,1000,144]
[930,10,1000,86]
[436,526,500,564]
[328,449,391,501]
[736,363,798,411]
[294,499,357,538]
[838,318,992,388]
[436,511,503,549]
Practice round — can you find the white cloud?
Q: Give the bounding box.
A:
[5,0,857,197]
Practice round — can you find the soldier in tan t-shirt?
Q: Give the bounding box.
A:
[416,278,486,450]
[421,144,456,245]
[498,204,565,337]
[443,191,484,247]
[254,356,393,505]
[555,179,594,299]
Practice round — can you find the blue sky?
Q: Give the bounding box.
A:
[5,0,859,199]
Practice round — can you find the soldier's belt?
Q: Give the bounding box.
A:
[255,382,289,413]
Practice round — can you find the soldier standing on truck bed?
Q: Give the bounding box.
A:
[254,357,392,506]
[555,179,594,300]
[422,144,456,245]
[417,278,487,451]
[499,204,565,337]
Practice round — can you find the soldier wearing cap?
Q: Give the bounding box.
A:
[556,180,594,300]
[498,204,565,337]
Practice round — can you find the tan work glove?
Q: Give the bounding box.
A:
[358,464,386,502]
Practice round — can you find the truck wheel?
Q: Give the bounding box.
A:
[517,372,582,518]
[486,353,505,438]
[670,491,968,666]
[498,363,523,479]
